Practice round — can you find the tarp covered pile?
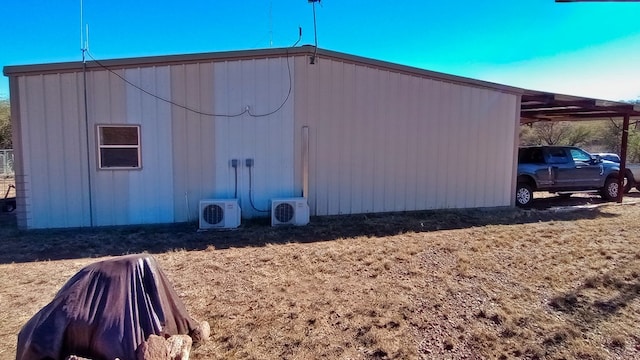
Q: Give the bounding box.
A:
[16,254,205,360]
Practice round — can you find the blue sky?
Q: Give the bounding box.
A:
[1,1,640,101]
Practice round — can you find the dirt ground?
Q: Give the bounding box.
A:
[1,193,640,359]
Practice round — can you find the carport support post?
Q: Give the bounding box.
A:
[617,114,630,203]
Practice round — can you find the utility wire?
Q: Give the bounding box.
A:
[84,47,293,118]
[248,166,270,213]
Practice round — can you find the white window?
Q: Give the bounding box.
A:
[97,125,141,169]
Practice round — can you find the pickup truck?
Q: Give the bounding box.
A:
[516,145,624,207]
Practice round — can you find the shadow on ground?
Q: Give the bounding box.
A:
[545,259,640,356]
[0,195,623,264]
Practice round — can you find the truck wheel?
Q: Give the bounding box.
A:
[600,177,619,201]
[516,183,533,207]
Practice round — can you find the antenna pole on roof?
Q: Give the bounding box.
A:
[80,0,95,226]
[269,1,273,48]
[308,0,320,64]
[80,0,85,62]
[291,26,302,47]
[80,0,90,63]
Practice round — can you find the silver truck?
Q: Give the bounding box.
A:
[626,165,640,192]
[516,146,623,207]
[595,153,640,193]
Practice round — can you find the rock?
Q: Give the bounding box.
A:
[166,335,192,360]
[136,335,169,360]
[190,321,211,348]
[136,334,194,360]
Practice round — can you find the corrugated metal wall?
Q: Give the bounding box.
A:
[293,57,519,216]
[10,52,520,229]
[16,73,90,228]
[169,62,216,223]
[87,66,175,226]
[14,67,176,228]
[168,58,295,221]
[212,57,295,218]
[12,57,297,228]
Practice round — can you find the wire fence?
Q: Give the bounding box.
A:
[0,149,13,176]
[1,149,15,199]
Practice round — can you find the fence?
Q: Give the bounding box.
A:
[0,149,13,176]
[1,149,15,199]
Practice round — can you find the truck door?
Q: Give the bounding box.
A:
[520,147,554,187]
[546,147,601,188]
[568,148,603,187]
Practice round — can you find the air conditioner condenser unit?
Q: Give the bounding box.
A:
[199,199,241,230]
[271,197,309,226]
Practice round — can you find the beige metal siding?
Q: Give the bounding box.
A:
[213,58,295,218]
[125,67,174,224]
[14,66,176,228]
[294,57,518,216]
[86,66,175,226]
[89,69,128,226]
[15,73,90,228]
[10,48,521,229]
[169,57,295,221]
[169,62,216,222]
[8,76,26,229]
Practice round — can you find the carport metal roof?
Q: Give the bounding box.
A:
[520,90,640,203]
[521,90,640,124]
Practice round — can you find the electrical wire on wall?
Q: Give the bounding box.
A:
[81,26,305,217]
[246,160,270,213]
[231,159,239,198]
[84,44,294,118]
[184,192,192,222]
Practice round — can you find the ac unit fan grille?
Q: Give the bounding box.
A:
[274,203,295,223]
[202,204,224,225]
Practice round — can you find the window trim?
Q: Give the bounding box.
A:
[96,124,142,170]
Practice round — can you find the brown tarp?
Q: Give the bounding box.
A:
[16,254,200,360]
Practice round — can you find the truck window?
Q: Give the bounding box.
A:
[519,148,544,164]
[546,148,570,164]
[570,148,591,163]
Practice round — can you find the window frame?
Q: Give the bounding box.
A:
[96,124,142,170]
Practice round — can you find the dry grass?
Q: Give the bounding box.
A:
[1,196,640,359]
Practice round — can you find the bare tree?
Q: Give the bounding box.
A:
[520,121,595,147]
[0,100,11,149]
[533,122,572,145]
[564,125,592,146]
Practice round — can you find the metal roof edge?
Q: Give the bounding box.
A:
[523,88,638,108]
[3,45,524,95]
[312,47,524,95]
[2,46,315,76]
[521,89,640,123]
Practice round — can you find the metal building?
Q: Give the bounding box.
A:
[3,46,521,229]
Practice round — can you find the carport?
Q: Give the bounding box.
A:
[520,90,640,202]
